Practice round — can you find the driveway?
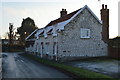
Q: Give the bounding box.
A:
[64,58,120,78]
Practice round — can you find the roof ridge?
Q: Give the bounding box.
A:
[45,8,81,27]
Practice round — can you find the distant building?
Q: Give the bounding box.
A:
[25,4,109,61]
[1,39,19,45]
[2,39,9,45]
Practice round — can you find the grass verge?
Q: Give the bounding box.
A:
[21,53,118,80]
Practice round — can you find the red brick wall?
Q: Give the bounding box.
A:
[109,46,120,59]
[101,4,109,44]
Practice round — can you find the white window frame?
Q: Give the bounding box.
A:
[80,28,90,38]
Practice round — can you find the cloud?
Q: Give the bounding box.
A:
[2,6,55,29]
[3,7,18,15]
[1,0,81,2]
[1,0,119,38]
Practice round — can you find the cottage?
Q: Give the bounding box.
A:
[25,4,109,61]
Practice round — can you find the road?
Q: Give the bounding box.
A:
[0,54,2,80]
[2,52,72,79]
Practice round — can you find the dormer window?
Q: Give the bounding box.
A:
[52,27,57,37]
[47,29,53,35]
[39,31,44,37]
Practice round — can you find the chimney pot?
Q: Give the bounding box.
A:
[105,5,107,9]
[60,8,67,17]
[102,4,104,9]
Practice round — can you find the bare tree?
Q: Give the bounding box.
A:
[8,23,15,45]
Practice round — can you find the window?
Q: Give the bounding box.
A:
[53,42,57,55]
[46,42,49,55]
[80,28,90,38]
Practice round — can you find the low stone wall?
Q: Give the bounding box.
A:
[2,44,25,52]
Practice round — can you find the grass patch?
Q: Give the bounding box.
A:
[21,53,117,80]
[69,57,117,62]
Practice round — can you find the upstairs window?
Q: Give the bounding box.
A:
[80,28,90,38]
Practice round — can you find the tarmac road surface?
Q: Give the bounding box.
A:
[2,52,72,79]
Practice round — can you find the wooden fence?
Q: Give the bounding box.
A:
[109,46,120,59]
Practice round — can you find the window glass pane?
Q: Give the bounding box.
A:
[80,28,90,38]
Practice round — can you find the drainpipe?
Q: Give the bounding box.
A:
[56,32,58,61]
[55,43,57,61]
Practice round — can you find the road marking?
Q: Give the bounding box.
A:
[21,60,24,62]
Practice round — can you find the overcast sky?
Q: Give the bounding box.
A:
[0,0,119,39]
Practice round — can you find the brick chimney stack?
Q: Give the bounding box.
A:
[101,4,109,43]
[60,9,67,17]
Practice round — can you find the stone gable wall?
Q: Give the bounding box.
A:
[58,8,108,60]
